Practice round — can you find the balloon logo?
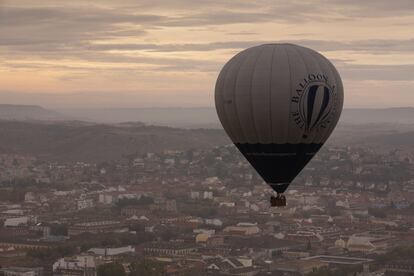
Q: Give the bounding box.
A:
[293,74,338,138]
[215,43,344,206]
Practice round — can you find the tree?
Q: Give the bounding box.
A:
[368,207,386,218]
[306,265,362,276]
[50,223,68,236]
[27,245,77,261]
[97,263,126,276]
[129,260,164,276]
[376,245,414,262]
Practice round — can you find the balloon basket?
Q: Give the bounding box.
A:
[270,194,286,207]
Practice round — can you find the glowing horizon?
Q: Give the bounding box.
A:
[1,0,413,108]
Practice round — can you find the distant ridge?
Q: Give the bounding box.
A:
[0,120,229,162]
[0,104,68,121]
[59,107,414,127]
[0,119,412,163]
[341,107,414,124]
[2,105,414,126]
[59,107,220,128]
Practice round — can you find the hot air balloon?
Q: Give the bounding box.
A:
[215,43,343,207]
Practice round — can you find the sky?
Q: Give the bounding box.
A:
[0,0,413,108]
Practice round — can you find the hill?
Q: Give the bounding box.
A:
[0,104,67,121]
[341,107,414,124]
[3,105,414,127]
[1,119,413,163]
[0,120,229,163]
[59,107,414,128]
[357,130,414,151]
[59,107,220,128]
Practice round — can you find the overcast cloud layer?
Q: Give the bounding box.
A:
[0,0,413,108]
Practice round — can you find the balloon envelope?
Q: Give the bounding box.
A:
[215,43,343,193]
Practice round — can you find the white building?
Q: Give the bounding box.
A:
[98,194,115,205]
[205,218,223,227]
[24,192,37,202]
[4,217,29,227]
[77,198,94,210]
[88,245,135,256]
[190,191,200,199]
[53,255,98,275]
[203,191,213,200]
[219,202,235,208]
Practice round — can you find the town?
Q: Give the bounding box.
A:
[1,143,414,275]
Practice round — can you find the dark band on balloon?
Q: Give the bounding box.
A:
[235,143,323,194]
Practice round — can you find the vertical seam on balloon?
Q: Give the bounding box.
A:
[223,51,246,143]
[329,58,344,143]
[285,45,292,145]
[233,50,251,143]
[317,53,334,145]
[314,52,337,144]
[269,45,276,143]
[306,48,324,144]
[293,45,310,144]
[219,59,234,141]
[250,46,266,144]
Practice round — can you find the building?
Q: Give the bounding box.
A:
[52,255,98,276]
[68,221,124,236]
[98,194,116,205]
[196,233,212,243]
[206,256,253,273]
[77,198,94,210]
[223,224,260,235]
[384,260,414,276]
[0,242,49,250]
[285,231,323,243]
[4,217,29,227]
[144,242,197,257]
[88,245,135,257]
[121,206,148,217]
[150,199,177,212]
[205,218,223,227]
[203,191,213,199]
[206,235,225,247]
[302,255,374,267]
[346,234,391,253]
[0,267,43,276]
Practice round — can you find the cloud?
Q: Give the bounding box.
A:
[0,6,155,47]
[3,37,414,78]
[0,50,222,73]
[1,0,413,108]
[1,2,413,55]
[83,39,414,53]
[321,0,414,17]
[297,39,414,53]
[338,64,414,81]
